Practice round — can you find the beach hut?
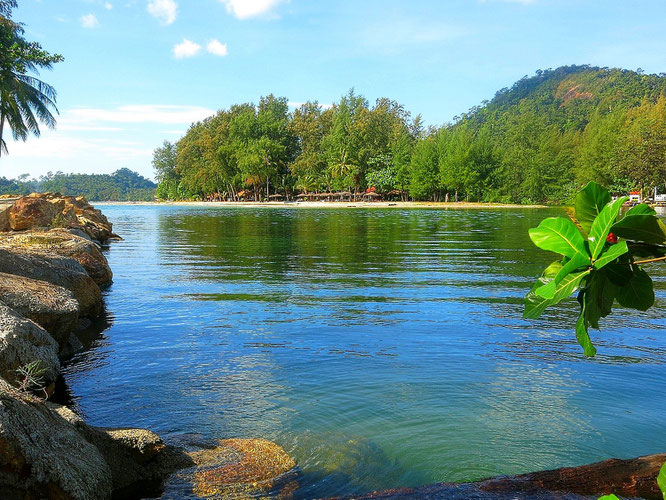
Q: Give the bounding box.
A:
[363,192,381,201]
[268,193,284,201]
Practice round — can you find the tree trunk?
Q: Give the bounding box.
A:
[345,453,666,500]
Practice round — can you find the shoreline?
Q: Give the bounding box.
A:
[93,200,551,209]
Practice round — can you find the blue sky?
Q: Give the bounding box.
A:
[4,0,666,181]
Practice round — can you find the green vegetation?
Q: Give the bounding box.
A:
[0,168,156,200]
[155,66,666,203]
[525,181,666,356]
[0,0,63,157]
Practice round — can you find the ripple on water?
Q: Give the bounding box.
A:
[60,205,666,498]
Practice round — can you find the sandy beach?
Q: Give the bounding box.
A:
[93,200,550,209]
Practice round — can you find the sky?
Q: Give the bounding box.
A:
[3,0,666,181]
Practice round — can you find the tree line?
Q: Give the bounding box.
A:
[154,66,666,204]
[0,168,156,201]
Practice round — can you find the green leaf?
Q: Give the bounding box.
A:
[529,217,589,259]
[658,461,666,500]
[584,270,617,329]
[575,181,611,235]
[616,267,655,311]
[597,495,620,500]
[593,241,629,270]
[576,292,597,356]
[524,269,591,319]
[605,262,633,286]
[612,214,666,244]
[536,253,591,299]
[625,203,656,216]
[588,197,628,259]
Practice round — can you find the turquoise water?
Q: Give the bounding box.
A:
[62,206,666,498]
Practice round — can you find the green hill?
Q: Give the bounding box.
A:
[0,168,156,201]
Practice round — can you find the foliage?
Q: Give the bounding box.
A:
[0,1,63,156]
[0,168,156,200]
[155,66,666,202]
[14,360,47,397]
[524,181,665,356]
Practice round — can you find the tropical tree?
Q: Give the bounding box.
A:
[0,1,63,157]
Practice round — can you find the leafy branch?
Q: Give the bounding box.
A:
[524,181,666,356]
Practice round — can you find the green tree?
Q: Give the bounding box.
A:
[0,1,63,157]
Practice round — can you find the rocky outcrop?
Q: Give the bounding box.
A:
[0,248,102,318]
[1,192,116,243]
[0,302,60,386]
[0,229,113,287]
[0,272,79,348]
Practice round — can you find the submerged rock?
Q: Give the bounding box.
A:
[0,272,79,348]
[0,248,102,318]
[0,302,59,386]
[164,437,298,498]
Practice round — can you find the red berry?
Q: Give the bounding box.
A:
[606,232,618,244]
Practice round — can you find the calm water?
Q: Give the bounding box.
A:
[62,206,666,498]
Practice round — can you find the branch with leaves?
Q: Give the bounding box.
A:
[524,181,666,356]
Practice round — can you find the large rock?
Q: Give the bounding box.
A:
[2,193,115,243]
[0,272,79,348]
[7,197,65,231]
[0,248,102,318]
[0,229,113,287]
[0,302,59,388]
[0,379,113,500]
[53,405,193,498]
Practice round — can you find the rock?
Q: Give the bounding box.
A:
[0,302,59,386]
[0,272,79,348]
[1,193,115,243]
[53,405,193,498]
[0,248,102,318]
[0,229,113,287]
[185,438,298,498]
[0,203,10,232]
[0,378,113,500]
[7,197,64,231]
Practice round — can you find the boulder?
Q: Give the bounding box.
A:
[1,193,115,243]
[0,378,113,500]
[0,230,113,287]
[0,248,102,318]
[0,272,79,348]
[7,197,63,231]
[0,302,59,388]
[53,405,193,498]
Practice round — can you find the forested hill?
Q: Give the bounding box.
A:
[153,64,666,204]
[0,168,156,201]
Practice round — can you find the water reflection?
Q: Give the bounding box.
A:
[60,206,666,498]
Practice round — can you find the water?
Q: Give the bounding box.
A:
[61,205,666,498]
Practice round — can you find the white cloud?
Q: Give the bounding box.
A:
[173,38,201,59]
[104,2,113,10]
[80,13,99,28]
[220,0,284,19]
[147,0,177,25]
[66,104,215,125]
[206,39,228,57]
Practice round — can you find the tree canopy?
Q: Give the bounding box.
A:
[0,0,63,156]
[154,66,666,203]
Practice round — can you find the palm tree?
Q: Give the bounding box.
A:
[0,1,62,158]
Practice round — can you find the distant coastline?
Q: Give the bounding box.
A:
[93,200,550,209]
